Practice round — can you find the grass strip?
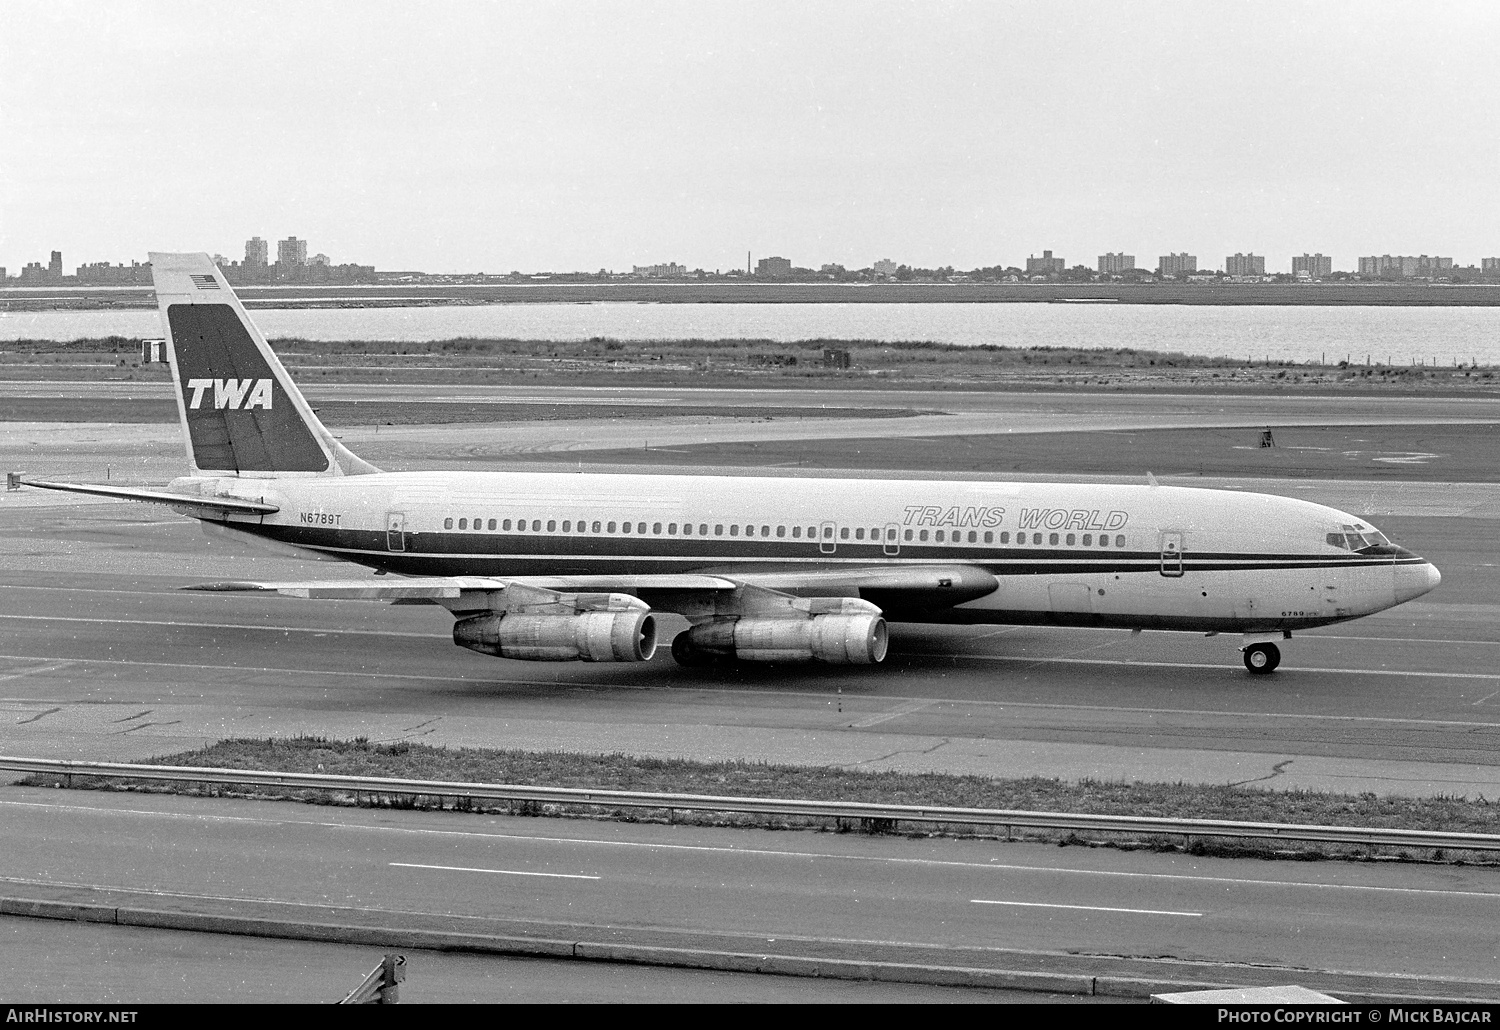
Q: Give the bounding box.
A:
[6,336,1497,394]
[26,736,1500,865]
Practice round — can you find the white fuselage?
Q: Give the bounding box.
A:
[186,469,1440,634]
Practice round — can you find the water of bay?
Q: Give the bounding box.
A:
[3,302,1498,366]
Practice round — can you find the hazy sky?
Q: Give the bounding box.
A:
[3,2,1497,273]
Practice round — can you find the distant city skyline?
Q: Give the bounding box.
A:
[4,3,1497,274]
[8,237,1500,281]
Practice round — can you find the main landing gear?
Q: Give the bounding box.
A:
[1242,642,1281,675]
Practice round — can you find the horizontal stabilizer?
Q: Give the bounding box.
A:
[26,479,279,515]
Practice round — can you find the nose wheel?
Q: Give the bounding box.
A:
[1243,642,1281,674]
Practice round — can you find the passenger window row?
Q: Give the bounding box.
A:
[437,516,1126,548]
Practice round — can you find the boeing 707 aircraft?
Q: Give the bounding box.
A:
[29,253,1441,674]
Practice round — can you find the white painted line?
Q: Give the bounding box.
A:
[0,652,573,689]
[0,614,445,640]
[848,698,936,729]
[4,800,1498,902]
[0,661,73,683]
[390,861,599,880]
[926,651,1500,683]
[971,899,1202,917]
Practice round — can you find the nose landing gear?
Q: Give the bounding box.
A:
[1242,642,1281,674]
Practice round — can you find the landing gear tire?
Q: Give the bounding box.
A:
[1243,642,1281,675]
[671,631,717,668]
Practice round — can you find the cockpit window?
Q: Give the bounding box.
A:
[1327,525,1392,551]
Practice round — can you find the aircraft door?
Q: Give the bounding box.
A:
[820,521,837,554]
[386,512,406,552]
[883,522,900,556]
[1159,531,1183,577]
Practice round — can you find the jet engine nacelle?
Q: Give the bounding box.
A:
[453,610,657,662]
[678,614,888,664]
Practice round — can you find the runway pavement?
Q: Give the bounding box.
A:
[2,383,1499,795]
[0,500,1496,797]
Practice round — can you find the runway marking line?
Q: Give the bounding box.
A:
[971,899,1203,918]
[10,610,1500,684]
[0,614,443,641]
[918,650,1500,683]
[390,861,599,881]
[0,652,591,691]
[4,797,1500,903]
[848,698,937,729]
[0,661,74,683]
[3,649,1500,734]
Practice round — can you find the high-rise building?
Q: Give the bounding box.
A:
[1225,253,1266,276]
[1483,258,1500,274]
[0,267,7,282]
[1157,253,1197,276]
[277,237,308,267]
[1358,255,1453,277]
[1292,253,1333,277]
[872,258,897,276]
[74,261,152,286]
[245,237,268,266]
[1097,252,1135,274]
[49,251,63,279]
[756,256,792,276]
[632,262,685,277]
[1026,250,1065,274]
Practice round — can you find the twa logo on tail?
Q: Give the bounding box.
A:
[186,378,273,410]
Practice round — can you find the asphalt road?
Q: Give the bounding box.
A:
[2,787,1497,989]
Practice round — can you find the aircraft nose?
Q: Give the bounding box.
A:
[1393,561,1441,604]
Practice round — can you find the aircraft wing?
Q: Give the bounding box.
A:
[183,565,997,615]
[26,480,279,517]
[186,574,734,600]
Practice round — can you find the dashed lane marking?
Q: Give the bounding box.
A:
[972,899,1203,917]
[3,798,1499,902]
[390,862,599,880]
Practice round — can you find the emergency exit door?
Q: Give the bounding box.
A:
[386,512,406,552]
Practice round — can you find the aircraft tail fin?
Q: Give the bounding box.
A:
[149,252,379,478]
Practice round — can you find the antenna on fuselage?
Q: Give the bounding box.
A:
[1146,471,1159,488]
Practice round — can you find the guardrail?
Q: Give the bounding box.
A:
[4,756,1498,852]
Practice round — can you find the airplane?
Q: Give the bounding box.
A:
[28,252,1441,676]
